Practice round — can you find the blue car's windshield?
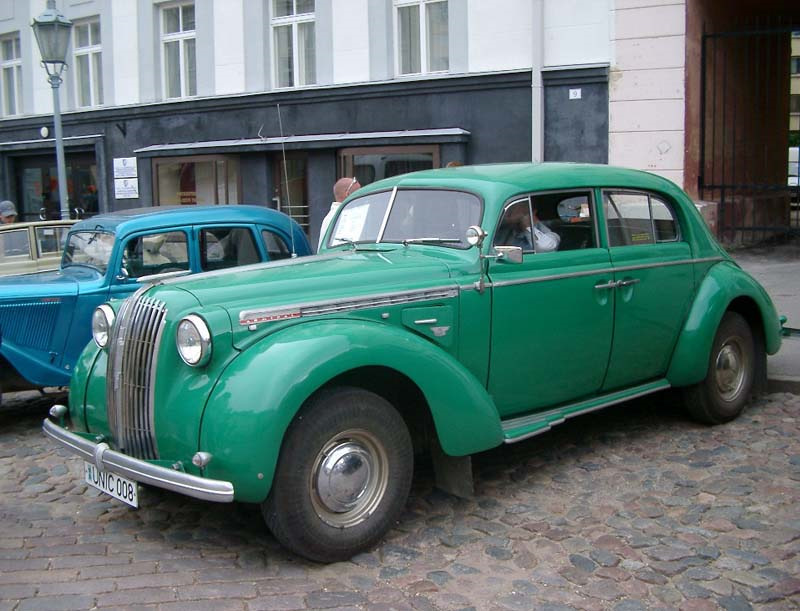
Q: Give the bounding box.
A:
[63,230,115,273]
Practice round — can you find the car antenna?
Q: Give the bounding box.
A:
[276,103,297,258]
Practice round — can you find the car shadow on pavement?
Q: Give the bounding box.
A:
[1,387,775,569]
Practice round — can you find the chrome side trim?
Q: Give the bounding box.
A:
[491,256,725,289]
[239,286,458,326]
[43,418,234,503]
[501,381,671,444]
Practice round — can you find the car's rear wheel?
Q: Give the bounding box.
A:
[683,311,755,424]
[262,386,413,563]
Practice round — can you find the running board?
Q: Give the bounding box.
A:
[500,380,671,444]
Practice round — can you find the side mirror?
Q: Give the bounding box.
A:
[115,266,130,282]
[494,245,523,264]
[465,225,487,248]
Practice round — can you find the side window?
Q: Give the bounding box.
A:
[604,191,679,246]
[200,227,261,271]
[494,190,595,254]
[35,225,71,255]
[494,199,535,252]
[261,230,291,260]
[123,231,189,278]
[650,195,679,241]
[0,228,31,258]
[537,190,595,251]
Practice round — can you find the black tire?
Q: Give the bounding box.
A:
[262,386,413,563]
[683,311,756,425]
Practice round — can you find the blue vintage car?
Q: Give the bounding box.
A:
[0,205,310,398]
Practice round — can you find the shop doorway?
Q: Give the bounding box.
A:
[14,153,98,221]
[273,153,309,233]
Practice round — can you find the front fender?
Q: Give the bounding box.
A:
[0,342,71,388]
[200,319,503,503]
[666,262,782,387]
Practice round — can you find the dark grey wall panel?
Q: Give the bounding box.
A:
[543,67,609,164]
[0,72,532,237]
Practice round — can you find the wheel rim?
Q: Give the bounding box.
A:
[714,335,749,402]
[310,428,389,528]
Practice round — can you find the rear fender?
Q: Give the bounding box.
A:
[200,319,502,503]
[666,262,782,387]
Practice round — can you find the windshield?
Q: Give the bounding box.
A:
[329,189,482,249]
[63,230,115,273]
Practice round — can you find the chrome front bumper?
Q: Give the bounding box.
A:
[43,413,234,503]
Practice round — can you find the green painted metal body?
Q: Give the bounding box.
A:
[66,163,783,504]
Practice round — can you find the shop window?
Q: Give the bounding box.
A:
[271,0,316,88]
[15,154,99,221]
[153,156,240,205]
[161,2,196,99]
[74,18,103,107]
[338,146,440,187]
[394,0,448,75]
[1,34,22,116]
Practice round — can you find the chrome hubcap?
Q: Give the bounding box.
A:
[311,429,388,527]
[714,338,746,402]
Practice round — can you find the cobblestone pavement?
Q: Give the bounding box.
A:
[1,390,799,611]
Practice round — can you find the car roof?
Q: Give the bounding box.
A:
[353,162,689,212]
[70,205,291,235]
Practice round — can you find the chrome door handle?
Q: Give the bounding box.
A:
[594,281,618,290]
[617,278,641,287]
[413,318,438,325]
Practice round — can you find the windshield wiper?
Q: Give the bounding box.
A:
[400,237,462,247]
[330,237,359,250]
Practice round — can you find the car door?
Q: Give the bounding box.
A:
[487,190,615,418]
[601,190,696,391]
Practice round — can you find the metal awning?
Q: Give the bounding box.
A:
[134,128,470,157]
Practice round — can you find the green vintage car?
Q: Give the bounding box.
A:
[44,163,782,562]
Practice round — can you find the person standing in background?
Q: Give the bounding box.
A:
[0,200,17,224]
[318,177,361,250]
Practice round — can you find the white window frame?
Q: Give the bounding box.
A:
[73,18,103,108]
[0,33,22,116]
[160,1,196,99]
[270,0,316,89]
[393,0,449,77]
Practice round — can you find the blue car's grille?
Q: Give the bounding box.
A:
[106,291,167,460]
[0,299,59,351]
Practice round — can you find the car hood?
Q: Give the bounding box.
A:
[160,246,461,318]
[0,266,103,299]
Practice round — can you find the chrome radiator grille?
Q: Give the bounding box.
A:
[106,293,167,460]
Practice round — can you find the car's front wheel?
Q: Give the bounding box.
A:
[262,386,413,563]
[683,311,755,424]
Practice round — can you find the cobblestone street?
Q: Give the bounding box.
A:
[1,390,798,610]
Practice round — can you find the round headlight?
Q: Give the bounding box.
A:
[92,304,115,348]
[176,314,212,367]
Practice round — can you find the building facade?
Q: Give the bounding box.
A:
[0,0,796,247]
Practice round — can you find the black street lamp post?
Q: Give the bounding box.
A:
[32,0,73,220]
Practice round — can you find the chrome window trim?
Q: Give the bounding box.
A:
[240,285,458,326]
[376,186,398,243]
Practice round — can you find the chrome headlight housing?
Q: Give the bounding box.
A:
[92,304,115,348]
[176,314,212,367]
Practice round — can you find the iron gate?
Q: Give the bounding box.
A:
[700,25,800,245]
